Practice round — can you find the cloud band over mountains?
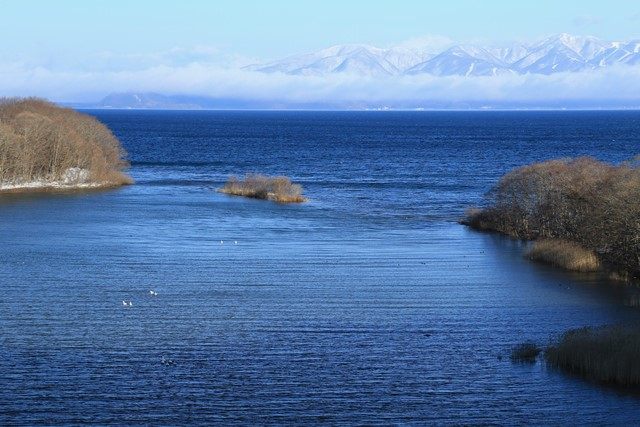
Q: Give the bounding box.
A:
[2,34,640,108]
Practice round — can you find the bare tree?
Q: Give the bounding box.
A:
[0,98,132,188]
[463,157,640,277]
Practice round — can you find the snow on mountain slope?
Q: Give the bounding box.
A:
[490,44,530,65]
[248,44,420,76]
[382,47,431,72]
[513,43,587,74]
[406,46,510,76]
[247,34,640,77]
[590,41,640,66]
[512,33,611,73]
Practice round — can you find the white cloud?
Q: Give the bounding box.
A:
[3,33,638,108]
[2,61,640,107]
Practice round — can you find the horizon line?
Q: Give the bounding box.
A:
[74,106,640,112]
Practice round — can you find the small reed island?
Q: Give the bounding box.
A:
[0,98,132,192]
[462,156,640,279]
[219,174,307,203]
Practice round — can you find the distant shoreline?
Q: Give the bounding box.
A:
[71,106,640,112]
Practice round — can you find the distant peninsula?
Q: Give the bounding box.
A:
[0,98,132,192]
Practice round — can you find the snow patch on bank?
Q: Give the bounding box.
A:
[62,167,90,184]
[0,168,111,192]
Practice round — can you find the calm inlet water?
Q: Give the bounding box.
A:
[1,111,640,424]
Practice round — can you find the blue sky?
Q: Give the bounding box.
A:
[2,0,639,61]
[1,1,640,105]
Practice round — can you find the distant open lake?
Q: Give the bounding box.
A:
[2,111,640,424]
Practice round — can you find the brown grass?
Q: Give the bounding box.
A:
[546,325,640,386]
[219,174,307,203]
[0,98,132,189]
[462,156,640,278]
[526,239,600,272]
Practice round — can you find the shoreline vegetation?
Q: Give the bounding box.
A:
[473,157,640,387]
[219,174,307,203]
[516,325,640,387]
[0,98,132,193]
[526,239,601,272]
[461,156,640,280]
[545,325,640,387]
[546,325,640,386]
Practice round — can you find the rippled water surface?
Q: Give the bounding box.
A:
[2,111,640,424]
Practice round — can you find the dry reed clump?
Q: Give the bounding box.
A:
[461,156,640,278]
[219,174,307,203]
[526,239,601,272]
[545,325,640,386]
[0,98,132,190]
[510,342,541,363]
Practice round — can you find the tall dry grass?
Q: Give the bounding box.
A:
[462,156,640,278]
[0,98,131,188]
[546,325,640,386]
[219,174,306,203]
[526,239,600,272]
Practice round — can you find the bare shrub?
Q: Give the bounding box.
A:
[462,156,640,277]
[219,174,306,203]
[546,325,640,386]
[526,239,600,272]
[0,98,132,189]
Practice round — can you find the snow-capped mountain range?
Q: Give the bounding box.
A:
[247,33,640,77]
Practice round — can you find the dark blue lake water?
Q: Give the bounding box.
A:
[2,111,640,425]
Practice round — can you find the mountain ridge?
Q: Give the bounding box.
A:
[246,33,640,77]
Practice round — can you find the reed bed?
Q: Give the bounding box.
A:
[546,325,640,386]
[526,239,600,272]
[219,174,306,203]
